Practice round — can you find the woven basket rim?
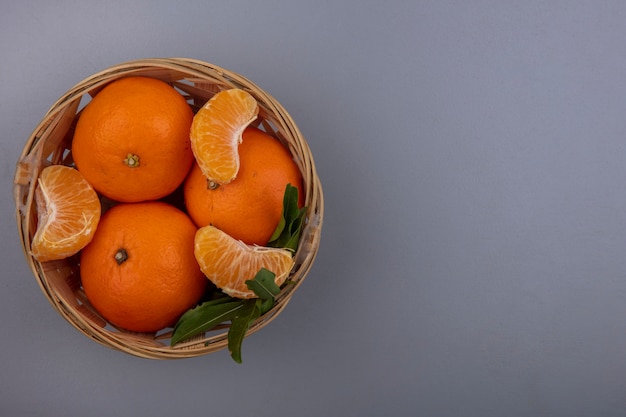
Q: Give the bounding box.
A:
[13,57,324,360]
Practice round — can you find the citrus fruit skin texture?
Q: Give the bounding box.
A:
[80,201,206,333]
[194,225,295,299]
[31,165,101,262]
[71,76,194,203]
[184,127,305,246]
[190,88,259,185]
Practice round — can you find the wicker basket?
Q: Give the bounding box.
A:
[13,58,323,359]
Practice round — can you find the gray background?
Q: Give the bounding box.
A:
[3,1,626,416]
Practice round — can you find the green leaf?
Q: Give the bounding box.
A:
[245,268,280,300]
[246,268,278,315]
[228,299,261,364]
[171,298,244,346]
[283,184,300,220]
[225,270,280,363]
[268,183,307,252]
[268,216,286,242]
[285,207,307,251]
[258,298,274,315]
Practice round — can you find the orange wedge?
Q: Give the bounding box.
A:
[31,165,101,262]
[194,225,294,299]
[190,88,259,185]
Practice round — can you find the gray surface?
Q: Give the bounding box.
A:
[3,1,626,416]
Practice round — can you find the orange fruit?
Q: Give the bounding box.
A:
[194,225,294,299]
[80,201,206,333]
[31,165,101,262]
[71,76,194,203]
[190,88,259,185]
[184,127,304,246]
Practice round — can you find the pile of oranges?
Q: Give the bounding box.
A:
[30,76,304,334]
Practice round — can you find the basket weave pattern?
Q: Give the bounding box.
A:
[13,58,323,359]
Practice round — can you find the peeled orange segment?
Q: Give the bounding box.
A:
[30,165,101,262]
[190,88,259,185]
[194,225,294,299]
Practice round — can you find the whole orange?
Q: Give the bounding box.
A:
[80,201,206,333]
[71,76,194,203]
[184,127,305,246]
